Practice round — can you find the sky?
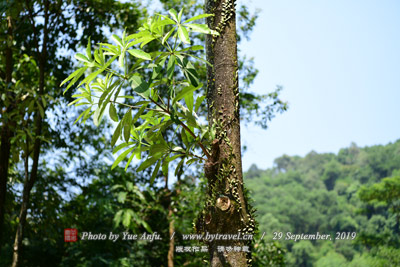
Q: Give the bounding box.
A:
[239,0,400,171]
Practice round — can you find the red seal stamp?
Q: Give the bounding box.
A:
[64,228,78,242]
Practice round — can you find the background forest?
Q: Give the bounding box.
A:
[1,0,399,266]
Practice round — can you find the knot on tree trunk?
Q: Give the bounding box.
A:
[216,195,231,211]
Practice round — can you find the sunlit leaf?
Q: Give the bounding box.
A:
[75,53,91,63]
[183,13,213,24]
[178,25,190,44]
[131,76,150,98]
[128,49,152,60]
[167,55,175,79]
[168,8,179,22]
[185,23,217,34]
[111,146,135,170]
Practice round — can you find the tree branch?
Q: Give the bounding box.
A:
[148,96,211,160]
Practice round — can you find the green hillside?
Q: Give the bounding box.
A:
[246,140,400,266]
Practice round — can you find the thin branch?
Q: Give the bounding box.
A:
[109,100,159,112]
[148,96,211,160]
[24,0,40,55]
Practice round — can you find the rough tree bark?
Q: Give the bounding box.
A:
[196,0,255,266]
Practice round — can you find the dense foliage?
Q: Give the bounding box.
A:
[245,140,400,266]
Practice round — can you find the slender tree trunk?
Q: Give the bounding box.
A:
[164,174,175,267]
[168,204,175,267]
[11,1,48,265]
[196,0,255,266]
[0,15,14,247]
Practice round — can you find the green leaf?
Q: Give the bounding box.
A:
[68,97,84,106]
[172,146,185,153]
[173,84,201,105]
[38,102,45,118]
[162,28,175,45]
[135,145,142,160]
[123,109,132,142]
[184,91,194,112]
[118,51,125,68]
[75,53,91,63]
[186,111,198,128]
[141,221,152,233]
[167,55,175,79]
[132,104,148,124]
[101,43,120,56]
[118,192,127,203]
[113,142,130,154]
[152,63,163,79]
[176,56,199,86]
[86,37,92,60]
[93,105,104,126]
[61,67,83,87]
[150,160,161,185]
[168,8,179,23]
[166,154,183,163]
[131,76,150,98]
[112,146,135,170]
[175,158,185,176]
[183,61,199,87]
[114,210,123,226]
[78,55,118,87]
[128,49,152,60]
[181,128,189,147]
[140,36,156,48]
[122,209,133,228]
[185,23,215,34]
[74,107,91,124]
[149,143,169,157]
[186,158,198,166]
[126,31,150,41]
[125,150,136,171]
[195,95,205,113]
[183,13,213,24]
[109,103,118,122]
[180,45,204,52]
[112,34,124,47]
[137,156,159,172]
[178,8,184,22]
[153,18,175,29]
[111,120,123,147]
[94,49,104,64]
[162,161,169,176]
[178,26,190,44]
[62,67,88,94]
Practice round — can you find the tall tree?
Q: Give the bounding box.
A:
[0,11,14,247]
[194,0,255,265]
[62,2,286,265]
[0,0,144,264]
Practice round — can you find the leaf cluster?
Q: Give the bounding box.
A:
[62,9,218,183]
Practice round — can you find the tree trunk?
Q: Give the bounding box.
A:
[164,174,175,267]
[0,14,14,247]
[168,205,175,267]
[196,0,255,266]
[11,1,48,265]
